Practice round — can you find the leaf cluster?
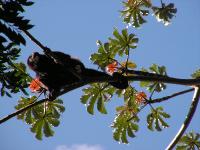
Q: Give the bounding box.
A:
[177,132,200,150]
[0,0,34,97]
[191,69,200,79]
[121,0,177,28]
[81,83,116,115]
[0,0,34,45]
[111,111,139,144]
[15,97,65,140]
[121,0,151,28]
[140,64,167,92]
[90,28,138,69]
[152,3,177,26]
[147,107,170,131]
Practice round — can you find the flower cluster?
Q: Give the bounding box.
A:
[29,78,45,93]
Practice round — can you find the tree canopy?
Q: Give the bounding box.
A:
[0,1,200,150]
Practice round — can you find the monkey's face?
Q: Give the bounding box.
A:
[27,52,51,73]
[27,52,40,71]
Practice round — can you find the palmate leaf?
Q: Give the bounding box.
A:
[111,111,139,144]
[81,83,115,115]
[140,64,167,92]
[121,0,151,28]
[109,28,138,56]
[90,41,116,70]
[111,86,141,144]
[152,3,177,26]
[15,97,65,140]
[147,107,170,131]
[176,132,200,150]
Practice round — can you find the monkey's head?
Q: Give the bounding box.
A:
[27,52,52,73]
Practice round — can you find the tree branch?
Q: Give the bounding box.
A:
[166,86,200,150]
[23,30,46,51]
[0,98,46,124]
[0,76,110,124]
[23,30,200,87]
[148,88,194,104]
[126,75,200,86]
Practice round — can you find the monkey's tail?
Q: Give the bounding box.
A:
[84,69,128,89]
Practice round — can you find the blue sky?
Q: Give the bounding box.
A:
[0,0,200,150]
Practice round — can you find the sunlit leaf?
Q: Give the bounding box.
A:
[147,107,170,131]
[177,132,200,150]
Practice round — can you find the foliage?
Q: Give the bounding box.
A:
[152,3,177,26]
[121,0,151,28]
[147,107,170,131]
[111,86,140,143]
[111,111,139,144]
[108,28,138,56]
[120,0,177,28]
[176,132,200,150]
[90,28,138,69]
[140,64,167,92]
[15,96,65,140]
[81,83,116,115]
[0,0,34,97]
[0,1,198,149]
[191,69,200,79]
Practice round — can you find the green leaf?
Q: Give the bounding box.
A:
[97,97,107,114]
[43,120,54,137]
[127,126,135,138]
[82,83,113,115]
[80,94,90,104]
[177,132,200,150]
[121,1,151,28]
[15,97,64,140]
[141,64,167,92]
[146,107,170,131]
[191,69,200,79]
[152,3,177,26]
[109,28,138,57]
[31,120,44,140]
[48,118,60,127]
[111,111,139,144]
[87,94,98,115]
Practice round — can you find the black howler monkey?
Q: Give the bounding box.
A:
[27,51,128,99]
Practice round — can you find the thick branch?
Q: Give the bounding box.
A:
[148,88,194,104]
[127,75,200,86]
[0,73,200,124]
[0,77,108,124]
[166,86,200,150]
[23,30,200,87]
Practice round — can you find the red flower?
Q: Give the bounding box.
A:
[106,61,118,74]
[29,78,44,93]
[135,91,147,104]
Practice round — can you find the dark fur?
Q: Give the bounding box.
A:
[27,51,128,99]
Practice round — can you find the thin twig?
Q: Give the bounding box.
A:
[0,98,46,124]
[166,86,200,150]
[149,88,194,104]
[23,30,46,50]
